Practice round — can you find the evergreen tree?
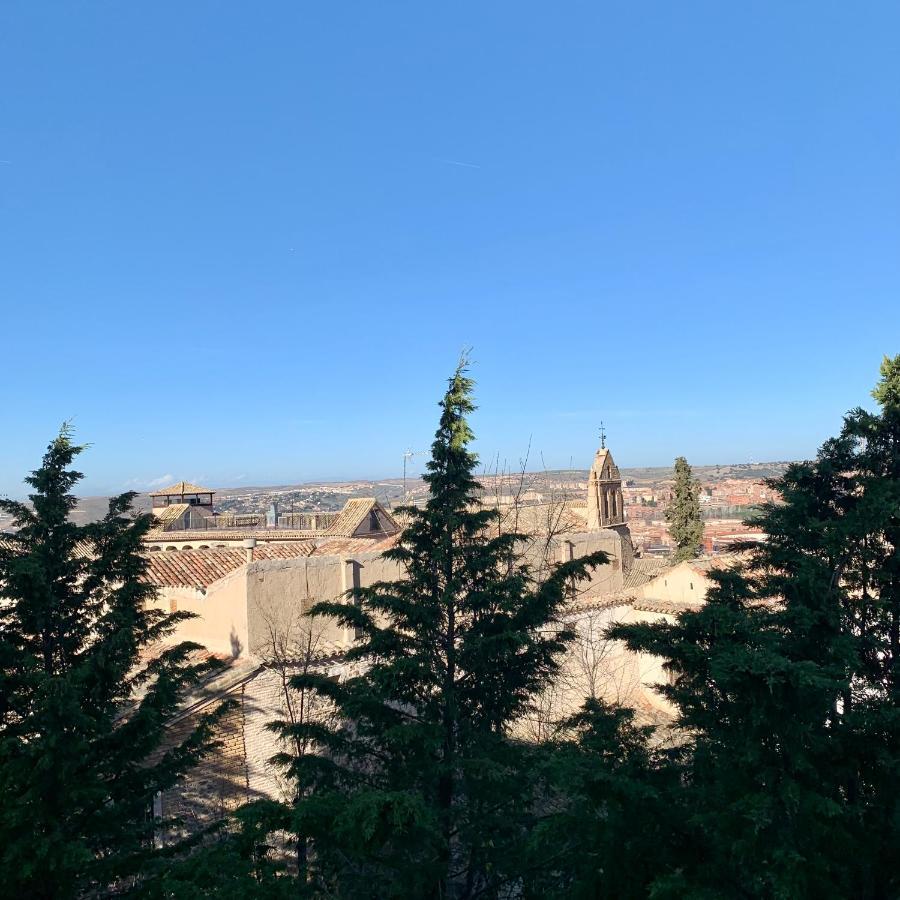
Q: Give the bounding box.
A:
[0,429,228,898]
[611,355,900,898]
[137,802,296,900]
[523,700,681,900]
[665,456,704,562]
[830,354,900,895]
[273,361,607,898]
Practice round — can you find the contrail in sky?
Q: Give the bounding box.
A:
[435,157,481,169]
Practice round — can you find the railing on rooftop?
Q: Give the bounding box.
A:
[277,511,340,530]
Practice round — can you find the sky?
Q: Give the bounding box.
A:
[1,2,898,497]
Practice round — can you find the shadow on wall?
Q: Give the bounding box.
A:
[158,687,271,836]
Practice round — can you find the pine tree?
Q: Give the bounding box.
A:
[0,429,228,897]
[830,354,900,895]
[273,360,608,899]
[522,699,681,899]
[665,456,704,562]
[610,355,900,898]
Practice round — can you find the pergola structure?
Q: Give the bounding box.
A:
[150,481,215,510]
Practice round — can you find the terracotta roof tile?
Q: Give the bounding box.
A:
[150,481,215,497]
[153,503,190,527]
[143,542,314,590]
[326,498,396,537]
[310,533,401,557]
[632,599,702,615]
[145,528,317,542]
[623,557,670,590]
[1,535,95,559]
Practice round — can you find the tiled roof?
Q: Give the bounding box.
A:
[632,599,702,615]
[153,503,190,527]
[162,642,350,728]
[311,533,402,557]
[1,534,95,559]
[145,528,318,542]
[326,498,398,537]
[144,542,315,590]
[566,591,637,614]
[150,481,215,497]
[0,534,20,551]
[688,555,739,576]
[623,557,670,591]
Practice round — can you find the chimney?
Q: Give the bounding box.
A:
[242,537,256,564]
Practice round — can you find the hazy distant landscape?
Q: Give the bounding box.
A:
[53,460,793,527]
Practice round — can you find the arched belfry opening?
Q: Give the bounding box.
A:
[586,434,625,531]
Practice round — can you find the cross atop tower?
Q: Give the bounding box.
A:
[599,421,606,450]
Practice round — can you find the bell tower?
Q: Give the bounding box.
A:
[586,424,625,529]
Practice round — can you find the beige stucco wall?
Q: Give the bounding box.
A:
[150,524,634,671]
[619,606,678,716]
[637,562,712,605]
[537,526,630,599]
[560,602,642,704]
[150,567,250,659]
[246,551,405,658]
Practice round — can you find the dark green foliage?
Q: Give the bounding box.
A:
[611,354,900,899]
[523,700,681,900]
[0,429,227,898]
[665,456,704,562]
[273,360,608,898]
[135,802,297,899]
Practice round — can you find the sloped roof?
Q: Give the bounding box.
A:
[688,555,740,576]
[145,528,318,543]
[310,532,402,557]
[150,481,215,497]
[326,498,398,537]
[623,557,670,591]
[591,446,621,481]
[564,556,672,615]
[0,535,21,554]
[143,542,315,590]
[153,503,190,528]
[632,598,702,615]
[1,534,96,559]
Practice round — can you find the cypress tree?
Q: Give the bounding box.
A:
[0,429,228,897]
[273,360,607,898]
[665,456,704,562]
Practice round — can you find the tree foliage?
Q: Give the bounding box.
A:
[271,360,608,898]
[0,429,227,898]
[665,456,704,562]
[612,354,900,898]
[6,353,899,899]
[523,699,681,900]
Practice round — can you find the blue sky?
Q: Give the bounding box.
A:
[1,2,898,497]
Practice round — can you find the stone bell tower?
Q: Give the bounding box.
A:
[586,425,625,530]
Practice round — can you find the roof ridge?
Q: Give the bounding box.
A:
[150,480,215,496]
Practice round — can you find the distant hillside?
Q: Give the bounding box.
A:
[57,461,793,527]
